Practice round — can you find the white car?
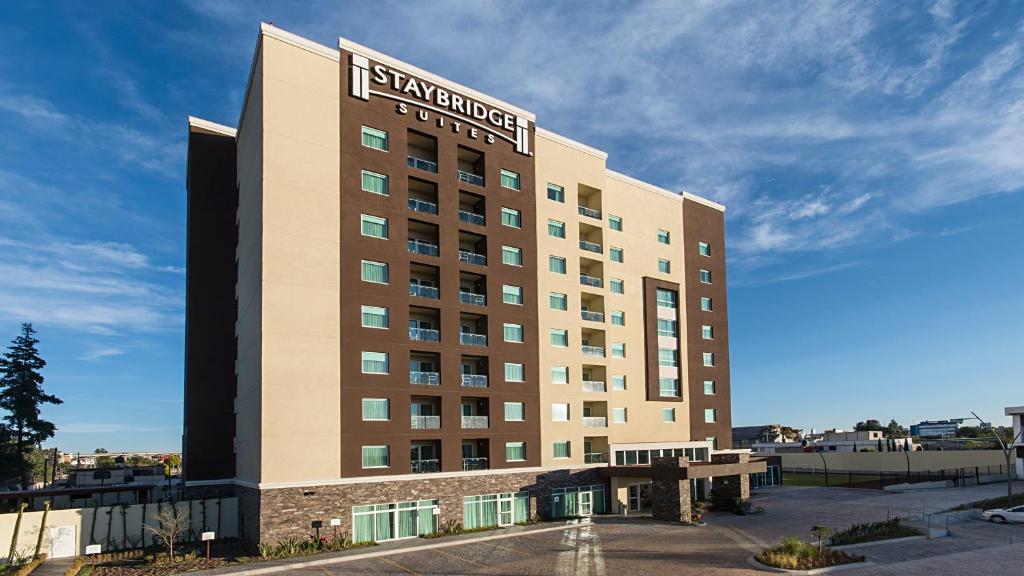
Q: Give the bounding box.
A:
[981,505,1024,523]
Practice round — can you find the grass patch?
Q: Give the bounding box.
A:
[828,518,921,546]
[952,495,1019,511]
[755,538,864,571]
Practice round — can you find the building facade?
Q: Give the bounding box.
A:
[184,24,755,545]
[1006,406,1024,479]
[909,419,965,438]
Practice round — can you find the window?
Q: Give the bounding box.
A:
[702,325,714,340]
[361,352,389,374]
[612,375,626,391]
[658,259,671,273]
[609,247,624,263]
[361,170,389,195]
[610,311,625,326]
[657,319,678,337]
[612,407,627,424]
[502,246,522,266]
[704,408,717,423]
[549,256,566,274]
[361,305,389,329]
[551,366,568,384]
[704,380,716,395]
[550,329,568,347]
[502,285,523,305]
[548,219,565,238]
[505,363,525,382]
[547,183,565,202]
[609,278,624,294]
[659,378,680,397]
[698,242,711,257]
[361,445,389,468]
[505,441,526,461]
[608,215,622,231]
[503,323,524,343]
[549,292,567,310]
[361,126,388,151]
[361,260,389,284]
[504,403,525,421]
[500,169,521,191]
[360,214,388,238]
[699,269,712,284]
[361,399,389,421]
[611,343,625,358]
[553,441,570,459]
[703,352,715,367]
[662,408,676,423]
[658,349,678,367]
[551,403,570,422]
[656,288,677,308]
[700,297,713,311]
[501,207,521,228]
[657,229,670,244]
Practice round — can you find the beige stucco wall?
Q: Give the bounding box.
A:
[534,131,695,466]
[780,450,1007,473]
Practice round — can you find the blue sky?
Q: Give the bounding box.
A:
[1,1,1022,452]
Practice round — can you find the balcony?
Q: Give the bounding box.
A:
[582,345,605,357]
[459,209,485,226]
[457,170,484,186]
[582,380,606,393]
[578,205,602,220]
[410,371,440,386]
[409,327,440,342]
[408,197,438,215]
[461,416,489,429]
[407,155,438,173]
[411,415,441,430]
[579,240,603,254]
[580,274,603,288]
[583,417,607,428]
[459,291,486,307]
[408,239,439,257]
[462,457,488,471]
[581,310,604,323]
[584,452,608,464]
[409,283,440,300]
[461,374,488,388]
[411,459,440,474]
[459,250,487,266]
[460,333,488,347]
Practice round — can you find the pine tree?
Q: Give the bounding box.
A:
[0,324,62,488]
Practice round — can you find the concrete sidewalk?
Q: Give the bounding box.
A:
[31,557,76,576]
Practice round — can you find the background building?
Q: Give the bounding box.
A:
[1006,405,1024,479]
[910,419,965,438]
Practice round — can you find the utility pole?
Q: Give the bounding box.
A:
[970,411,1023,507]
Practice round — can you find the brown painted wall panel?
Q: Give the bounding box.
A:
[642,277,683,403]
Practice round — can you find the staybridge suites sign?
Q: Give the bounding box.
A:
[349,54,531,156]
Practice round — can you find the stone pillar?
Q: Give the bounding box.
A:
[711,452,751,509]
[650,457,691,523]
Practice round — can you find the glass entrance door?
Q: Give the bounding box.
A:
[498,494,514,526]
[579,491,592,516]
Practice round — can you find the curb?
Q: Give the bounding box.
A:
[829,535,929,551]
[747,556,873,575]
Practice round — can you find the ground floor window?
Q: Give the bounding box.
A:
[463,491,529,529]
[551,484,606,518]
[750,465,782,488]
[353,499,438,543]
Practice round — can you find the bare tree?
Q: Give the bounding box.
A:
[144,505,191,560]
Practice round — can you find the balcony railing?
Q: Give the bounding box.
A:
[582,380,607,393]
[407,155,438,173]
[408,239,440,257]
[409,283,440,300]
[461,415,489,429]
[578,205,602,219]
[411,415,441,429]
[584,452,608,464]
[459,250,487,266]
[458,210,486,226]
[582,345,605,357]
[579,240,603,253]
[580,274,603,288]
[462,457,488,471]
[409,327,440,342]
[460,332,488,347]
[410,371,440,386]
[583,416,607,428]
[457,170,484,186]
[461,374,488,388]
[411,459,440,474]
[581,310,605,322]
[408,197,439,215]
[459,291,486,307]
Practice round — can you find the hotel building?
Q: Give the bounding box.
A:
[184,24,762,544]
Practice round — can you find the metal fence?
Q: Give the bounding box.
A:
[783,465,1018,489]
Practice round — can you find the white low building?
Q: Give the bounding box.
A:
[1006,406,1024,478]
[752,429,916,454]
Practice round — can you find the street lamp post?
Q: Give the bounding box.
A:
[967,411,1023,507]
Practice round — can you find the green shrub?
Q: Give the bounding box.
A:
[756,538,864,570]
[828,518,920,546]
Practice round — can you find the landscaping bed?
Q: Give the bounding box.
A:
[828,518,921,546]
[755,537,864,571]
[952,495,1016,511]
